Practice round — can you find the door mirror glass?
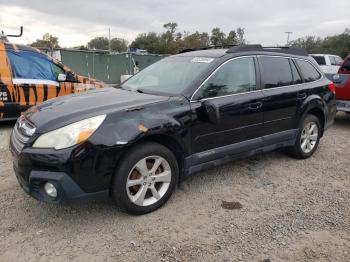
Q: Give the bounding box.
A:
[57,73,66,82]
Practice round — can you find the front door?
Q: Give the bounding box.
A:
[190,56,264,164]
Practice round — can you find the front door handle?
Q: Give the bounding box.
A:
[248,101,263,110]
[297,92,307,100]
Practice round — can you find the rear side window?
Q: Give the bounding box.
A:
[290,61,302,84]
[7,50,59,81]
[311,56,326,66]
[260,56,293,88]
[295,59,322,83]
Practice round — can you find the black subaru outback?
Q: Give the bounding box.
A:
[10,45,336,214]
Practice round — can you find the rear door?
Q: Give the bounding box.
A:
[258,55,304,143]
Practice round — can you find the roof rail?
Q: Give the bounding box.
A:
[178,44,239,54]
[226,44,308,56]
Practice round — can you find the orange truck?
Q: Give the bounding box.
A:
[0,42,105,121]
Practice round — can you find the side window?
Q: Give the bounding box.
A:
[329,56,337,66]
[296,59,322,83]
[198,57,256,99]
[311,56,326,66]
[52,63,65,79]
[340,58,350,72]
[260,56,293,88]
[7,50,59,81]
[290,60,302,84]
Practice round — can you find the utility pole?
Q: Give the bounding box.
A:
[108,27,111,53]
[285,31,293,46]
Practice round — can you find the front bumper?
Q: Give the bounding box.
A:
[13,167,109,203]
[10,133,124,203]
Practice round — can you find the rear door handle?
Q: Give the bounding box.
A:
[248,101,263,110]
[297,92,307,100]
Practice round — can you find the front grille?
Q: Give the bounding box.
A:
[10,117,35,154]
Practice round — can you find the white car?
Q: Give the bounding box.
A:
[310,54,343,74]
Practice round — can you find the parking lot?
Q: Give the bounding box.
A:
[0,113,349,261]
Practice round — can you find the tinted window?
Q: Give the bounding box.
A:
[329,56,337,66]
[311,56,326,66]
[340,58,350,72]
[197,57,256,99]
[260,56,293,88]
[290,60,302,84]
[296,59,322,83]
[7,51,59,81]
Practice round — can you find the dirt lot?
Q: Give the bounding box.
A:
[0,114,349,262]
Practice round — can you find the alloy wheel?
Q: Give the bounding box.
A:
[300,122,319,154]
[126,156,172,206]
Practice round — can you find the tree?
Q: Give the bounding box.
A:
[290,29,350,58]
[290,36,323,53]
[110,38,128,52]
[210,27,226,46]
[130,32,161,53]
[87,37,109,50]
[31,33,60,49]
[225,30,238,45]
[130,23,247,54]
[236,27,245,45]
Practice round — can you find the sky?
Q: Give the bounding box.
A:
[0,0,349,48]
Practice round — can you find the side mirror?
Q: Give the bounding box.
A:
[57,73,66,82]
[66,72,78,82]
[203,100,220,124]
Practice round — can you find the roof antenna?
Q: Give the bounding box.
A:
[0,26,23,43]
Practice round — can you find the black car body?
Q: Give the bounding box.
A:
[10,45,336,214]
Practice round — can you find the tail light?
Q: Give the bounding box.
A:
[328,82,336,94]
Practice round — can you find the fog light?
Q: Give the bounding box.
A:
[44,182,57,198]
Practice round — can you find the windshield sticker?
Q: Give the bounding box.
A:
[191,57,214,63]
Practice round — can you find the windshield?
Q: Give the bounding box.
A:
[121,56,215,95]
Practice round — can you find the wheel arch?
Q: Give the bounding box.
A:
[301,104,326,136]
[112,134,187,185]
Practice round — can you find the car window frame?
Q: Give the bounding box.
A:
[190,55,260,102]
[293,58,323,83]
[258,55,297,89]
[7,50,63,82]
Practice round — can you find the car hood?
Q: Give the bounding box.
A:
[25,87,170,133]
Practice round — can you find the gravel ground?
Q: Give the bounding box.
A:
[0,114,350,262]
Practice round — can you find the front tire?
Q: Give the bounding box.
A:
[112,142,178,215]
[289,114,321,159]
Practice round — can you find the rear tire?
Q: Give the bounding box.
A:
[111,142,178,215]
[289,114,321,159]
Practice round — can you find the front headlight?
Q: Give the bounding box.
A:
[33,115,106,150]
